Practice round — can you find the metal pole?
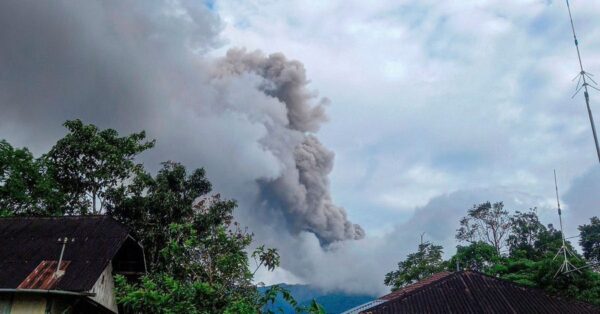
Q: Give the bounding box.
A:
[566,0,600,164]
[55,237,68,277]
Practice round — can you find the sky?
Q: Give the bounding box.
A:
[1,0,600,296]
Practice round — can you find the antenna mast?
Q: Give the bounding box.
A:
[565,0,600,164]
[552,170,580,277]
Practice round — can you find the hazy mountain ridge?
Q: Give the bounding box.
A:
[260,284,375,314]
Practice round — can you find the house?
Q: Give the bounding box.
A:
[343,271,600,314]
[0,216,146,314]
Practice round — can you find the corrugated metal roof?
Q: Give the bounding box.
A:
[362,271,600,314]
[0,216,130,292]
[17,260,70,289]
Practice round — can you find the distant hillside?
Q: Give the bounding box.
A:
[259,284,375,314]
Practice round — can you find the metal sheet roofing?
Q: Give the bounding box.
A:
[17,260,70,289]
[362,271,600,314]
[0,216,130,292]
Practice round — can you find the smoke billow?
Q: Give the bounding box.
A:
[215,49,365,243]
[0,1,362,246]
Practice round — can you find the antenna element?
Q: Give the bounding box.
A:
[565,0,600,164]
[552,170,580,277]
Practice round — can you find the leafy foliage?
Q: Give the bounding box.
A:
[449,241,500,272]
[507,209,547,259]
[386,201,600,306]
[45,119,155,214]
[384,242,445,291]
[0,140,64,216]
[456,201,511,254]
[1,121,325,313]
[579,217,600,266]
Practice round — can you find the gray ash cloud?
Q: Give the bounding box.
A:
[0,1,362,244]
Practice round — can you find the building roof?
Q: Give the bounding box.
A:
[0,215,130,292]
[379,271,453,301]
[362,271,600,314]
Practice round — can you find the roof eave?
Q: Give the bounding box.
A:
[0,288,96,297]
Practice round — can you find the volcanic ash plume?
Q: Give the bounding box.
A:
[216,49,365,243]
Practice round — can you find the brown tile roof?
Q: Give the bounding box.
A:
[363,271,600,314]
[0,216,130,292]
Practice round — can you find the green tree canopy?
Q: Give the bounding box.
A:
[384,242,445,291]
[386,203,600,305]
[507,209,548,259]
[456,201,511,254]
[1,121,322,313]
[449,241,500,273]
[45,119,155,214]
[579,217,600,266]
[0,140,64,216]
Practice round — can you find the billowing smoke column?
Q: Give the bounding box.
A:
[0,1,362,245]
[216,49,365,243]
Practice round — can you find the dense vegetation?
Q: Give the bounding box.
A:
[385,202,600,305]
[3,120,600,311]
[0,120,325,314]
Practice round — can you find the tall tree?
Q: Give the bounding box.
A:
[0,140,64,216]
[507,209,547,259]
[456,201,511,254]
[449,242,501,273]
[106,161,212,270]
[579,217,600,266]
[1,122,320,313]
[45,120,154,214]
[107,162,289,313]
[384,242,445,291]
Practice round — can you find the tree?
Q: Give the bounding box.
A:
[0,140,64,216]
[507,209,547,259]
[106,161,212,270]
[107,161,281,313]
[579,217,600,266]
[456,201,511,254]
[1,121,320,313]
[45,120,154,214]
[449,242,501,273]
[451,203,600,305]
[384,242,445,291]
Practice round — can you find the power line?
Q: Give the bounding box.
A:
[565,0,600,164]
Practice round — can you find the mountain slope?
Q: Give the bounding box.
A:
[260,284,374,314]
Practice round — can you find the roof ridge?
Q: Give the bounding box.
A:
[0,215,130,233]
[386,271,459,301]
[379,271,454,301]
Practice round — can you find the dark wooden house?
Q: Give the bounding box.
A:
[0,216,146,314]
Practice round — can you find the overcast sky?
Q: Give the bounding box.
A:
[1,0,599,296]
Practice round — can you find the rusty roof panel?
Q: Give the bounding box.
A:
[17,260,70,289]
